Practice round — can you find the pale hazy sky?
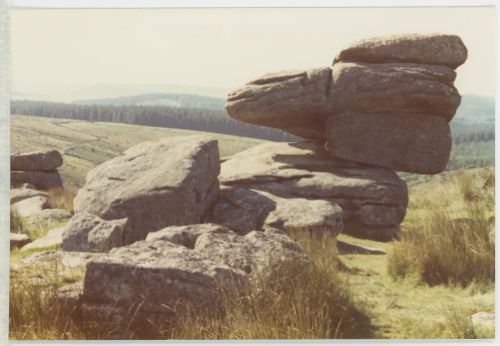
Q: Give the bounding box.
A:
[10,7,497,97]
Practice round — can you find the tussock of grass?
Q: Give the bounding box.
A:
[46,188,76,213]
[10,207,24,234]
[388,168,495,288]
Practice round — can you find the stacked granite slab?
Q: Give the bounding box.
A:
[225,33,467,239]
[11,149,63,189]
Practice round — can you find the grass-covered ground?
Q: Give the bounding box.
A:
[9,117,495,340]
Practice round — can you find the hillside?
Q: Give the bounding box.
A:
[11,115,265,189]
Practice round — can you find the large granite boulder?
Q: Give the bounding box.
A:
[330,62,460,121]
[62,213,127,253]
[11,149,63,172]
[333,33,468,69]
[218,141,407,239]
[225,68,333,139]
[11,170,63,189]
[326,112,452,174]
[73,136,220,245]
[210,187,343,236]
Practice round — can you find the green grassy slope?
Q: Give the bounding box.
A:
[11,115,266,189]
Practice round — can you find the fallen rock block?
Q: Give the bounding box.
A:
[326,111,452,174]
[210,187,343,236]
[333,33,468,69]
[73,136,220,246]
[11,170,63,189]
[62,213,127,253]
[11,149,63,172]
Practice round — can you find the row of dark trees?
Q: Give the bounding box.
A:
[11,100,298,142]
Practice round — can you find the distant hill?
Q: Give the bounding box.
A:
[453,94,495,124]
[75,93,226,110]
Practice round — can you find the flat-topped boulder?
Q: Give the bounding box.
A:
[330,62,460,121]
[326,112,452,174]
[73,136,220,246]
[218,141,407,238]
[210,187,343,236]
[11,149,63,172]
[225,68,333,139]
[333,33,468,69]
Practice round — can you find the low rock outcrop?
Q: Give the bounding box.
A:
[215,141,407,239]
[77,226,309,323]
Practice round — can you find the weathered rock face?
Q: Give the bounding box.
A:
[82,239,250,318]
[326,112,452,174]
[217,141,407,238]
[11,170,63,189]
[11,149,63,172]
[73,136,220,245]
[225,68,333,139]
[330,62,460,121]
[10,187,48,204]
[333,33,468,69]
[62,213,127,253]
[210,187,343,236]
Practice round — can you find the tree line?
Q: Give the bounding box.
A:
[11,100,298,142]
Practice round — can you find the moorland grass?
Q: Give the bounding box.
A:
[388,168,495,288]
